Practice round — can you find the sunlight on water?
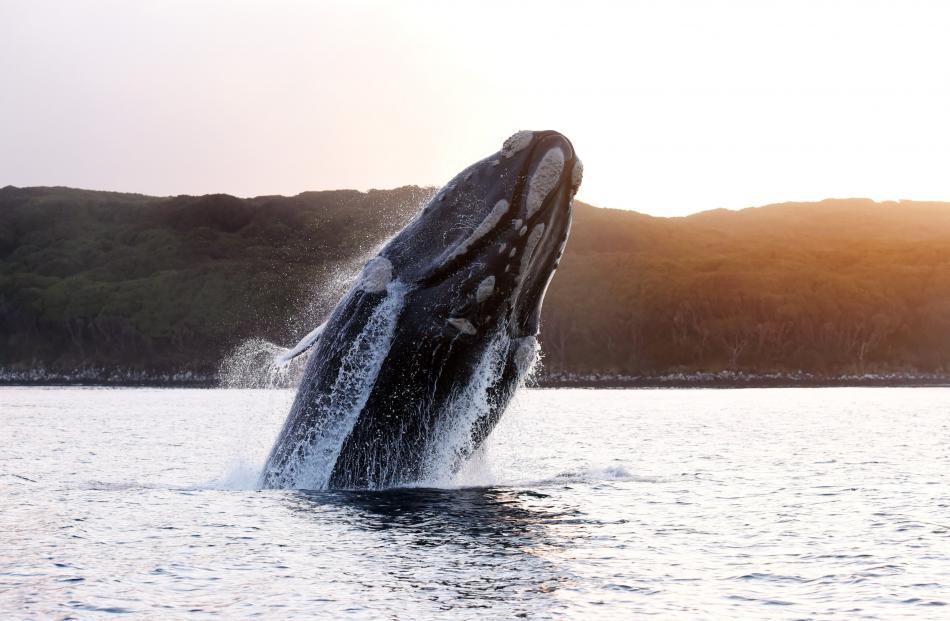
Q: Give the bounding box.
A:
[2,387,949,619]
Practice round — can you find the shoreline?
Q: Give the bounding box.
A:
[2,369,949,389]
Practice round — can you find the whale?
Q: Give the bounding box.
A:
[260,130,582,489]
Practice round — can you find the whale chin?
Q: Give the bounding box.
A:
[260,130,581,490]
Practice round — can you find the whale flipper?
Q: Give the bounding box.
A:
[274,321,326,367]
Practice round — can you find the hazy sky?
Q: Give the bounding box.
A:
[2,1,949,216]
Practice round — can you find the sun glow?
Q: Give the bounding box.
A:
[2,0,949,215]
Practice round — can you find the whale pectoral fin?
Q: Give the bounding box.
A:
[274,322,326,367]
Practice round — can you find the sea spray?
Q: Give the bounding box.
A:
[418,330,543,485]
[219,338,306,389]
[419,335,511,484]
[216,247,397,389]
[260,281,408,489]
[238,131,578,489]
[215,203,430,486]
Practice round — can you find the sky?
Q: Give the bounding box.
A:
[2,0,950,216]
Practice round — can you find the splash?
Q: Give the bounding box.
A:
[418,327,542,486]
[419,335,512,485]
[260,281,408,489]
[217,257,368,389]
[206,457,267,490]
[219,338,306,389]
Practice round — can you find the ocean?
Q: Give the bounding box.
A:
[1,387,948,619]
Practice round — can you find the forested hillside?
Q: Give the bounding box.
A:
[3,185,950,384]
[549,200,950,377]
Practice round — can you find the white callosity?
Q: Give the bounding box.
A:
[501,130,533,158]
[447,318,477,335]
[571,158,584,192]
[518,224,545,283]
[441,199,511,265]
[525,147,565,219]
[506,223,547,316]
[505,223,547,322]
[358,256,393,293]
[476,276,495,303]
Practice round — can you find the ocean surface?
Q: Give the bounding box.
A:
[1,387,948,620]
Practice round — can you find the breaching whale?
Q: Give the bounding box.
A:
[260,130,582,489]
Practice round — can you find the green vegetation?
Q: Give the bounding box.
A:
[547,200,950,377]
[0,185,430,376]
[3,185,950,383]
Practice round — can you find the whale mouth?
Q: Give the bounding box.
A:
[503,132,579,337]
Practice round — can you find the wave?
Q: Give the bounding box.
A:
[197,458,658,492]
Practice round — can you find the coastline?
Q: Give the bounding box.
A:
[2,368,948,389]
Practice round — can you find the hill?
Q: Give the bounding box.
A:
[3,186,950,385]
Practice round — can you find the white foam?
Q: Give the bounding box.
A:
[263,281,408,489]
[206,458,264,490]
[513,336,540,378]
[219,338,305,389]
[420,334,511,484]
[547,463,658,484]
[525,147,565,219]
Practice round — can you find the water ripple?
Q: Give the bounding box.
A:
[1,387,949,619]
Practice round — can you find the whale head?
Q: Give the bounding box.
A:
[262,131,582,489]
[374,130,581,344]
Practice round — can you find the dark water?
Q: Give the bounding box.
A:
[1,387,949,619]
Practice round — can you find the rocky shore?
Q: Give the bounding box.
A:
[4,367,948,389]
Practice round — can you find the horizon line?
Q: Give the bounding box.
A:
[3,183,948,219]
